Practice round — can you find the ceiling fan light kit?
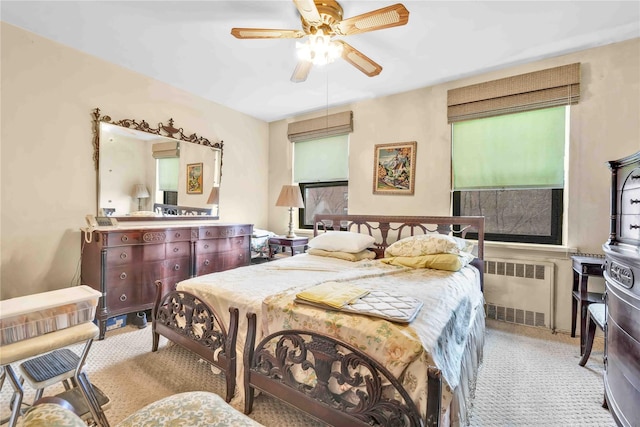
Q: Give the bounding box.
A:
[231,0,409,82]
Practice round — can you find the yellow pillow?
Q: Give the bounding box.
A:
[381,253,473,271]
[307,248,377,262]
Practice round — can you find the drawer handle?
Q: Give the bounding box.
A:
[119,272,127,280]
[631,174,640,180]
[173,247,179,252]
[120,294,127,302]
[175,232,181,238]
[206,231,212,237]
[204,244,209,249]
[120,252,128,259]
[204,259,210,266]
[631,199,640,204]
[630,224,640,230]
[173,264,180,271]
[121,235,129,243]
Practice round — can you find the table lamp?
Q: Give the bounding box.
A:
[275,185,304,238]
[207,186,220,216]
[132,184,150,211]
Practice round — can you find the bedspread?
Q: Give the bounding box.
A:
[261,264,483,421]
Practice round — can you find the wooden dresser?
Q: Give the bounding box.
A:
[81,223,252,339]
[603,151,640,427]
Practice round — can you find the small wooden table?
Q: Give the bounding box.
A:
[269,236,308,259]
[570,254,605,355]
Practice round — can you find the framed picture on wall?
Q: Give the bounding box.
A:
[187,162,203,194]
[373,141,417,195]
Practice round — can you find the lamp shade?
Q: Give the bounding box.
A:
[132,184,150,199]
[207,186,220,204]
[276,185,304,208]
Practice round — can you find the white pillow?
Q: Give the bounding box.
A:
[384,234,474,257]
[308,231,376,253]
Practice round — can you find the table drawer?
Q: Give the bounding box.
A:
[606,282,640,340]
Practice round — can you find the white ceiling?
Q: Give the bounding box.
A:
[2,1,639,122]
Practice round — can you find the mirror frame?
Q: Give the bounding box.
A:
[92,107,224,221]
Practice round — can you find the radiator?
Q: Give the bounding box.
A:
[483,258,556,329]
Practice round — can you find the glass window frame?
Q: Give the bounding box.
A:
[298,181,348,229]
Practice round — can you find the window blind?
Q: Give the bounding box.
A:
[288,111,353,142]
[157,157,179,191]
[452,106,566,190]
[447,63,580,123]
[152,141,180,159]
[294,134,349,183]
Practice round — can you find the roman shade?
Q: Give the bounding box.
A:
[447,63,580,123]
[452,106,566,190]
[152,141,180,159]
[158,157,179,191]
[294,134,349,183]
[287,111,353,142]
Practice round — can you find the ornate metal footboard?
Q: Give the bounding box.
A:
[152,281,239,402]
[244,312,441,427]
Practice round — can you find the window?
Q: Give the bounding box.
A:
[293,134,349,229]
[452,106,567,244]
[299,181,348,228]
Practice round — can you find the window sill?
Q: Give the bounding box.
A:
[483,240,577,260]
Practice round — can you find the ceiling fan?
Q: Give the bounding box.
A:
[231,0,410,83]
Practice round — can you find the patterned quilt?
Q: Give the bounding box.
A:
[176,254,482,422]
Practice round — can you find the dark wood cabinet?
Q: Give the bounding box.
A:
[81,223,252,339]
[603,151,640,427]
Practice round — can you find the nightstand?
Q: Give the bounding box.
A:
[570,254,605,355]
[268,236,308,259]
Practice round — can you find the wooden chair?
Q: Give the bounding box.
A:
[578,303,605,367]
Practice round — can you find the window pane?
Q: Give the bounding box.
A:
[455,189,562,244]
[299,182,348,228]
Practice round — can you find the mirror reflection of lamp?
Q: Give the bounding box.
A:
[132,184,150,211]
[207,186,220,216]
[275,185,305,238]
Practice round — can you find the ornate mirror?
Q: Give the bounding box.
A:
[91,108,223,221]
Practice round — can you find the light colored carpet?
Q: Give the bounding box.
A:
[1,319,615,426]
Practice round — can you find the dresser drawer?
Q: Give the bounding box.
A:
[163,229,191,242]
[606,282,640,340]
[102,231,143,246]
[621,166,640,190]
[104,265,139,288]
[620,214,640,242]
[195,249,248,275]
[105,281,140,311]
[621,187,640,215]
[105,246,134,265]
[198,224,252,239]
[195,235,249,254]
[166,241,190,259]
[605,319,640,426]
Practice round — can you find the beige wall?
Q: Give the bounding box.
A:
[0,23,270,299]
[268,38,640,332]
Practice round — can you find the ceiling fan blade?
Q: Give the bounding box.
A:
[291,60,313,83]
[231,28,305,39]
[336,41,382,77]
[293,0,323,27]
[336,3,409,36]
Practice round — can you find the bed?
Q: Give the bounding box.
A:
[152,215,485,426]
